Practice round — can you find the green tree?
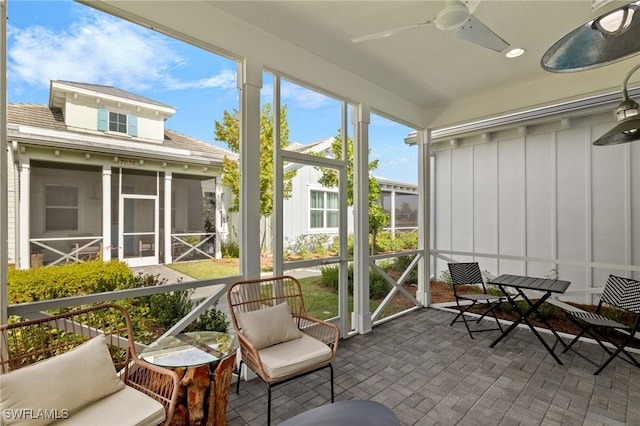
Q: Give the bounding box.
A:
[316,133,388,254]
[214,103,297,221]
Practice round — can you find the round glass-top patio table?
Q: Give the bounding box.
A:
[140,331,237,368]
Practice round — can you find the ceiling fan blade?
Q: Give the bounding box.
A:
[351,21,433,43]
[464,0,482,15]
[454,14,510,52]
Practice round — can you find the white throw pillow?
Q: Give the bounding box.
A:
[0,335,125,426]
[237,301,303,349]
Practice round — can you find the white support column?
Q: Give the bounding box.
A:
[238,59,263,279]
[102,167,112,261]
[164,172,173,264]
[390,190,397,237]
[353,104,372,334]
[215,182,223,259]
[1,0,8,322]
[416,130,431,306]
[18,158,30,270]
[272,75,284,277]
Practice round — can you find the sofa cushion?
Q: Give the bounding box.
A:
[237,301,302,349]
[258,333,332,379]
[0,335,124,426]
[49,386,165,426]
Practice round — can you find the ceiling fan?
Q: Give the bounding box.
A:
[351,0,510,52]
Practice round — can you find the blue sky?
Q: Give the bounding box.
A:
[6,0,418,183]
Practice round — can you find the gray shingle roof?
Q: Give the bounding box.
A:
[164,128,233,157]
[8,104,235,159]
[53,80,174,110]
[7,104,67,131]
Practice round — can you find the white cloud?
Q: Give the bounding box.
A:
[8,8,233,93]
[164,69,237,91]
[280,80,336,110]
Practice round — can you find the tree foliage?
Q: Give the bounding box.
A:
[316,133,389,253]
[214,103,296,217]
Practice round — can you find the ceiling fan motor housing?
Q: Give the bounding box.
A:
[436,0,471,30]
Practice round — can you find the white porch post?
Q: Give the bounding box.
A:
[353,104,372,334]
[238,59,262,279]
[214,182,222,259]
[18,158,30,270]
[390,189,397,237]
[272,75,283,277]
[164,172,172,264]
[416,130,431,306]
[1,0,7,322]
[101,167,111,261]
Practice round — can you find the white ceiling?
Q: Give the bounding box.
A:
[86,0,640,130]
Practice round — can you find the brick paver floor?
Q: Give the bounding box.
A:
[226,307,640,425]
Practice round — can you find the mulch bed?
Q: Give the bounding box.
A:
[430,280,640,349]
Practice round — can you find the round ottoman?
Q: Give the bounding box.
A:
[278,400,400,426]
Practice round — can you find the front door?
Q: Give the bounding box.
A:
[119,194,158,267]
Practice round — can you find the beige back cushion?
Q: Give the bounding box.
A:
[237,301,303,349]
[0,335,125,425]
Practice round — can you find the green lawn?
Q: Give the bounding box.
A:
[166,260,411,321]
[167,260,239,279]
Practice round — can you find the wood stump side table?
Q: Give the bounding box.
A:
[141,331,238,426]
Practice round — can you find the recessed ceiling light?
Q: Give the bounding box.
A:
[506,48,525,58]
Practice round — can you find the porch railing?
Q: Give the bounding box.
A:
[171,232,215,262]
[7,275,240,352]
[30,236,103,267]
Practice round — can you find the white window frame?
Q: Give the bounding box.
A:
[309,188,339,231]
[109,111,127,134]
[44,184,79,232]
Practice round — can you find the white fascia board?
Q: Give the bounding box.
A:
[52,81,176,116]
[10,125,226,165]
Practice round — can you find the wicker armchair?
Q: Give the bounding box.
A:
[227,275,340,425]
[0,304,179,425]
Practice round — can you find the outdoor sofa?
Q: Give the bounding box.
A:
[0,304,179,425]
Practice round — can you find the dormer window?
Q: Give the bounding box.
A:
[109,112,127,133]
[97,109,138,137]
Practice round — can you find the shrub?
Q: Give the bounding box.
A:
[285,234,332,259]
[330,234,354,256]
[221,240,239,258]
[8,260,229,342]
[320,263,390,299]
[391,255,418,284]
[141,290,228,334]
[8,260,135,304]
[369,267,391,299]
[438,269,452,286]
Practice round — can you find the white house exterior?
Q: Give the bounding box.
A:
[7,80,237,269]
[280,138,417,254]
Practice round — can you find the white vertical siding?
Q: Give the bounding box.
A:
[497,137,525,273]
[432,110,640,301]
[555,128,590,289]
[451,147,473,255]
[472,143,497,259]
[525,133,556,279]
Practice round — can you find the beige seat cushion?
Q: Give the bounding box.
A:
[50,386,165,426]
[236,301,303,349]
[0,335,124,426]
[258,333,332,379]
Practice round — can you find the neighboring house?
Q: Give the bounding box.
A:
[281,137,417,253]
[7,80,238,269]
